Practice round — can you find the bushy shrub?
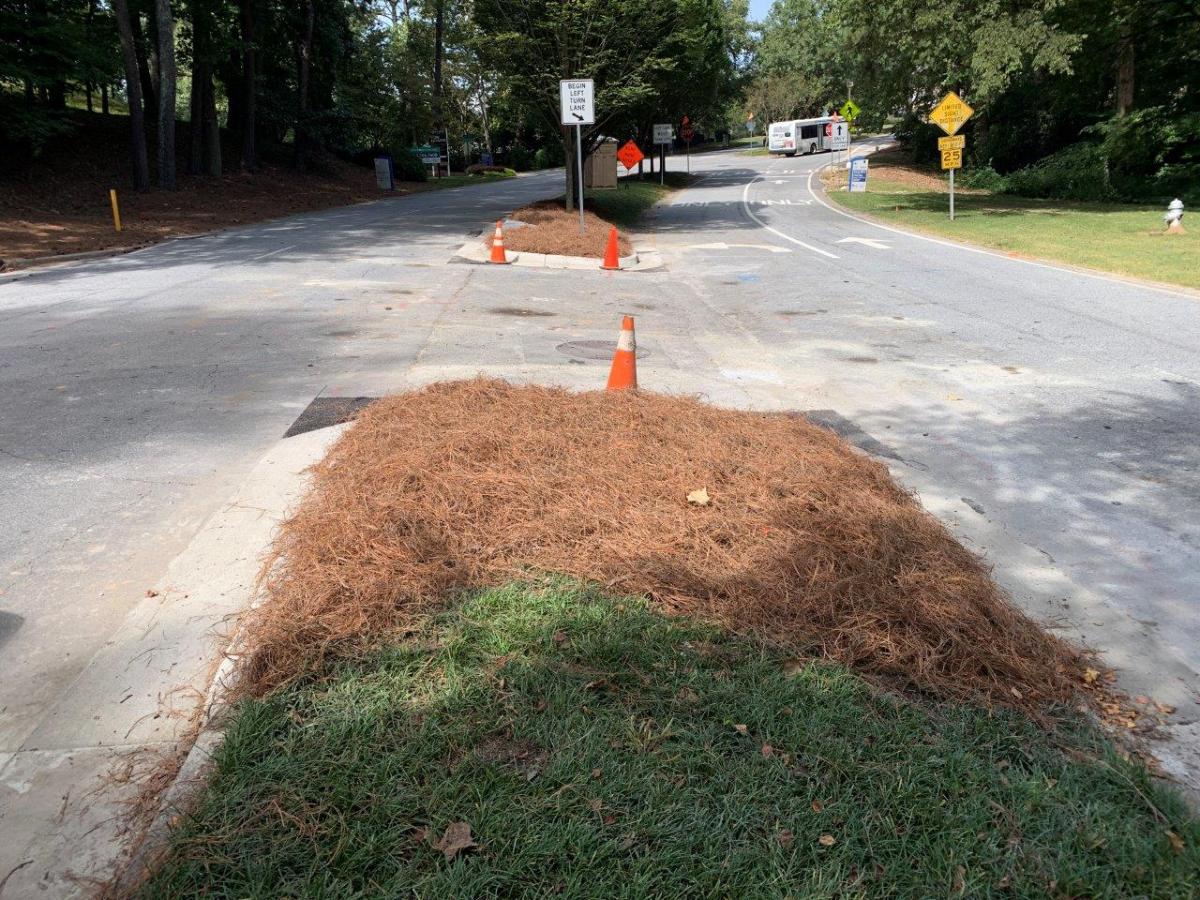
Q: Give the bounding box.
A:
[507,145,533,172]
[999,143,1114,201]
[958,164,1007,191]
[533,144,564,169]
[465,163,512,175]
[390,148,428,182]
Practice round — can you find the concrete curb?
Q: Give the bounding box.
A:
[111,423,349,893]
[0,424,346,897]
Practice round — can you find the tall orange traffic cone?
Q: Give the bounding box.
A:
[600,226,621,270]
[489,220,509,264]
[606,315,638,390]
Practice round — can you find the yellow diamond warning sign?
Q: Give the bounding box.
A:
[929,92,973,136]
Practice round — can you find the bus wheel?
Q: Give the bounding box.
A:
[786,152,795,157]
[809,143,817,154]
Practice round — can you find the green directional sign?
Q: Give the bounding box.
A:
[839,99,861,121]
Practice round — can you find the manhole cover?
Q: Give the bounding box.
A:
[556,340,650,361]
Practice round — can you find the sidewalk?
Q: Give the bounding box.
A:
[0,425,344,897]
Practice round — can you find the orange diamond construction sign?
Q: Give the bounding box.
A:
[617,140,645,170]
[929,91,974,136]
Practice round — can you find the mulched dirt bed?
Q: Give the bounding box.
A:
[242,379,1092,714]
[491,200,632,259]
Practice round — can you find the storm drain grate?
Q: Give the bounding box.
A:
[556,340,650,361]
[284,396,377,438]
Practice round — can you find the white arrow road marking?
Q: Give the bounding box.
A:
[836,237,891,250]
[741,177,839,260]
[687,242,792,253]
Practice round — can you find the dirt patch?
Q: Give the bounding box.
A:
[241,379,1092,714]
[0,113,439,265]
[822,148,984,194]
[492,201,632,259]
[0,158,413,264]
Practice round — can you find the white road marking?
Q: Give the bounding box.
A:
[740,177,839,260]
[249,245,295,261]
[687,242,792,253]
[836,237,891,250]
[805,162,1199,300]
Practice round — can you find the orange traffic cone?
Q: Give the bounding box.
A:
[606,315,638,390]
[601,226,621,270]
[489,220,509,264]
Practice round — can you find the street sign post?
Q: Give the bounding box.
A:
[680,116,694,174]
[560,79,595,233]
[929,92,974,221]
[848,156,869,192]
[652,123,672,184]
[831,119,849,168]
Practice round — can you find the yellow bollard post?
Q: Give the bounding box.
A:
[109,189,122,233]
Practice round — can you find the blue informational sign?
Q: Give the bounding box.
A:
[481,152,494,166]
[848,156,869,192]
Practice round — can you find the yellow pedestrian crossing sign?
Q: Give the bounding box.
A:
[839,99,860,122]
[929,92,973,136]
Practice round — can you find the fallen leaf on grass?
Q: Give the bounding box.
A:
[1083,667,1101,684]
[761,743,773,758]
[818,834,836,847]
[733,723,749,735]
[811,800,823,813]
[687,487,711,506]
[435,821,477,860]
[1166,830,1185,854]
[776,829,794,848]
[553,631,567,644]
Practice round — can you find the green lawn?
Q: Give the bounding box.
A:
[583,173,690,228]
[140,582,1198,898]
[419,171,516,191]
[826,174,1199,291]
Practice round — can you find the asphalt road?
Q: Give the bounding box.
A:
[2,144,1198,812]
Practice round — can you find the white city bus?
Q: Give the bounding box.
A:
[768,116,835,157]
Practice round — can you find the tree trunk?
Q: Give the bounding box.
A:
[155,0,177,189]
[203,71,222,176]
[1115,26,1135,117]
[563,127,575,211]
[238,0,257,171]
[188,31,204,175]
[131,10,157,121]
[293,0,315,170]
[112,0,151,190]
[101,83,110,115]
[86,83,94,112]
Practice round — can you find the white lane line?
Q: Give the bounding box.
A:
[837,237,891,250]
[249,244,296,262]
[741,177,839,260]
[805,163,1199,301]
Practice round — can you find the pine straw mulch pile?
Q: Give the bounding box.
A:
[241,379,1094,714]
[490,201,633,259]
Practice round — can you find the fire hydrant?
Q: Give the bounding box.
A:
[1165,198,1185,234]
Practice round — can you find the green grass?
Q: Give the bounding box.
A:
[418,171,516,191]
[141,582,1198,899]
[826,173,1200,291]
[583,173,691,228]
